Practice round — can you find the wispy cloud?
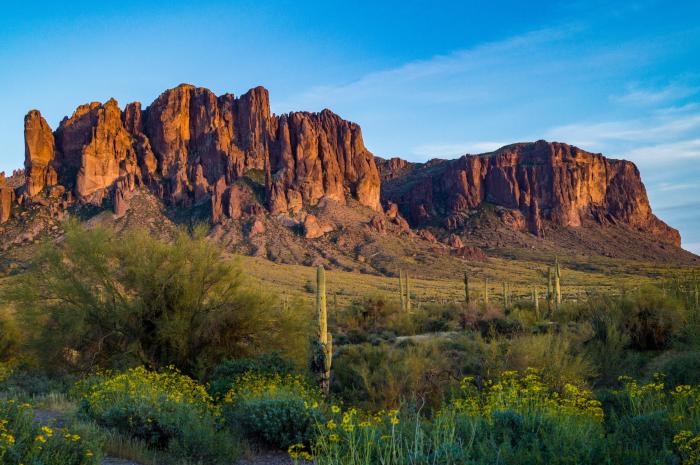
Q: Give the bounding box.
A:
[625,139,700,164]
[654,182,699,192]
[611,81,699,105]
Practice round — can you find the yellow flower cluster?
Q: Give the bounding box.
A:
[674,430,700,465]
[453,368,604,422]
[617,374,666,399]
[0,419,16,453]
[287,443,313,461]
[223,372,319,405]
[79,366,217,418]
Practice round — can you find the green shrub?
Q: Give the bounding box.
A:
[621,286,686,350]
[222,372,323,449]
[209,353,296,399]
[0,399,101,465]
[6,222,309,378]
[75,366,237,464]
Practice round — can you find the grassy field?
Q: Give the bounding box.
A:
[238,252,696,308]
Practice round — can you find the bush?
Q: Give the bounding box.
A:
[222,372,323,449]
[6,222,310,378]
[209,353,296,399]
[621,286,686,350]
[331,341,458,411]
[75,366,237,464]
[0,399,101,465]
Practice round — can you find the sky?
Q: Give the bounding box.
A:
[1,0,699,252]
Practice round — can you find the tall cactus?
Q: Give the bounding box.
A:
[484,279,489,305]
[399,270,406,311]
[533,287,540,320]
[464,271,470,305]
[316,266,332,394]
[554,257,562,311]
[547,267,553,314]
[405,272,412,312]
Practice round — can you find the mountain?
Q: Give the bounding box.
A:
[0,84,696,273]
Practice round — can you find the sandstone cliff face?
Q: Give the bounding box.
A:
[381,141,681,246]
[0,173,15,223]
[17,84,381,218]
[24,110,57,197]
[8,87,682,251]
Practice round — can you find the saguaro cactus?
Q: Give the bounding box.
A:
[554,257,562,311]
[399,270,406,311]
[464,271,470,304]
[484,280,489,305]
[534,287,540,319]
[316,266,332,394]
[547,267,553,313]
[405,272,412,312]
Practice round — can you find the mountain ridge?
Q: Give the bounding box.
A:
[0,83,693,269]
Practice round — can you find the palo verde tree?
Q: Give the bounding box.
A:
[4,221,309,377]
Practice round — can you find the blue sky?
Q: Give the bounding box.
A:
[1,1,699,252]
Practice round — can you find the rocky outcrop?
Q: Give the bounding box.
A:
[7,88,684,255]
[24,111,57,197]
[0,173,15,223]
[18,84,381,222]
[303,214,334,239]
[381,140,681,246]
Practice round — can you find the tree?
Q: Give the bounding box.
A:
[4,222,310,377]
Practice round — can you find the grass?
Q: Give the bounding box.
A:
[238,254,695,309]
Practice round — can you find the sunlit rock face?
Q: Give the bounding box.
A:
[379,140,680,246]
[20,84,381,219]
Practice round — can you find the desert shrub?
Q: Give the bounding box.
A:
[222,372,323,449]
[505,331,596,388]
[5,222,309,377]
[621,286,686,350]
[75,366,236,464]
[209,353,297,399]
[657,351,700,386]
[331,341,457,411]
[0,399,101,465]
[309,369,604,465]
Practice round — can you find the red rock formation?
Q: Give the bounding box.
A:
[381,140,680,246]
[0,173,15,223]
[17,84,381,223]
[24,110,57,197]
[303,214,333,239]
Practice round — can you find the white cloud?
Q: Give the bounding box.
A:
[654,182,698,192]
[611,82,699,105]
[625,139,700,165]
[545,107,700,152]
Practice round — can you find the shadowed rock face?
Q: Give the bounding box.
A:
[380,140,681,246]
[17,84,381,218]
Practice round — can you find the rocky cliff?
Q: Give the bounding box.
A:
[379,140,680,246]
[1,85,684,259]
[12,84,380,223]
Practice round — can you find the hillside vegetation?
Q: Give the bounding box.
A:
[1,225,700,465]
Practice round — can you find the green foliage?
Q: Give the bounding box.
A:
[621,285,686,350]
[209,353,297,399]
[331,341,458,411]
[0,399,102,465]
[4,222,309,377]
[75,366,237,464]
[222,372,323,449]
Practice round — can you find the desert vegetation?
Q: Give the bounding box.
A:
[1,225,700,464]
